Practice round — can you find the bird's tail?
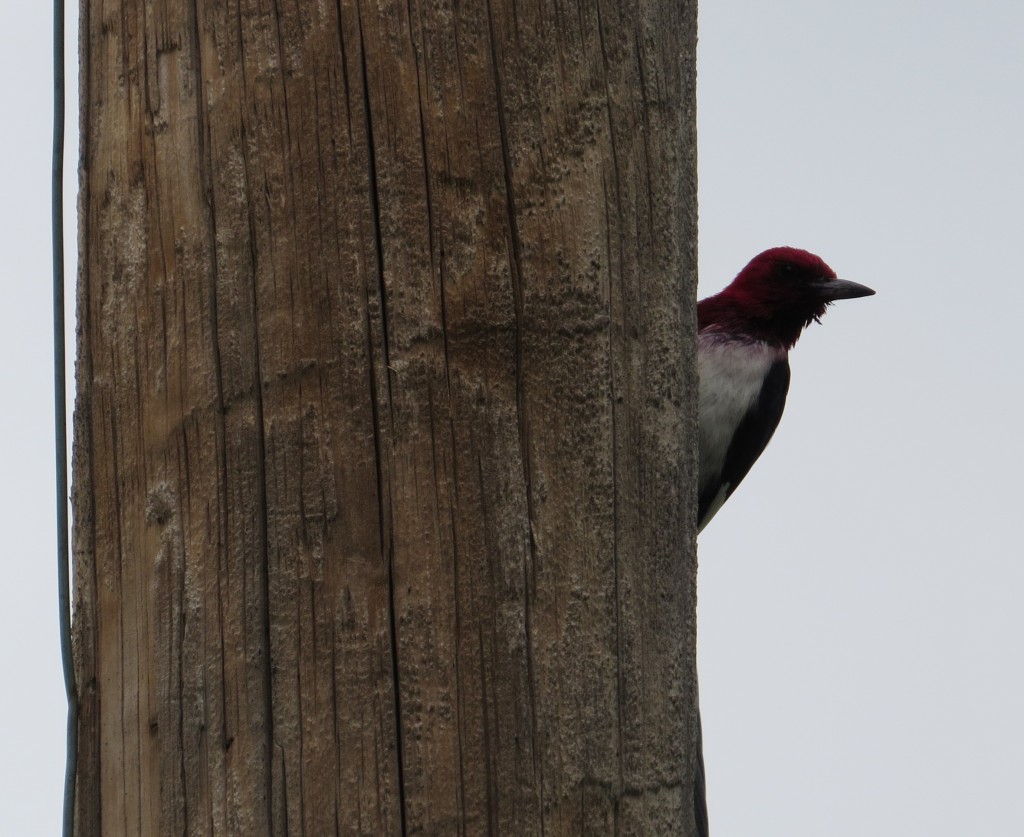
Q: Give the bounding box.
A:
[694,698,708,836]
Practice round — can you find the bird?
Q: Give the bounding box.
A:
[697,246,875,531]
[692,246,875,835]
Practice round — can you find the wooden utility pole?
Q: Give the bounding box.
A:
[73,0,699,833]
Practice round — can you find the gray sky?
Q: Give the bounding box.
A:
[3,2,1021,834]
[697,2,1024,834]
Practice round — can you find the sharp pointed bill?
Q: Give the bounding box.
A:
[810,276,876,302]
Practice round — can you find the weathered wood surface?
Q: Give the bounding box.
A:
[74,0,698,833]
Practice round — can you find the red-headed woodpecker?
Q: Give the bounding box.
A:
[692,246,874,837]
[697,246,874,531]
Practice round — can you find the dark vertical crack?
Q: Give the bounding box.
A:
[356,4,408,833]
[633,31,655,244]
[234,59,277,837]
[244,99,277,837]
[109,405,131,835]
[227,5,282,809]
[329,618,343,837]
[484,1,544,823]
[77,0,101,828]
[595,0,626,813]
[408,4,470,828]
[176,430,190,837]
[437,247,469,833]
[478,624,498,835]
[333,0,355,145]
[189,1,275,828]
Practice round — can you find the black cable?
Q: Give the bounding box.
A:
[52,0,79,834]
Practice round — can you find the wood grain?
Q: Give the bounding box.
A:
[74,0,698,833]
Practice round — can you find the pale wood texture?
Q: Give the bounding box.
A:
[73,0,698,833]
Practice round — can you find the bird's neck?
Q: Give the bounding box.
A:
[697,293,813,350]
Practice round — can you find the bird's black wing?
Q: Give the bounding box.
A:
[698,360,791,527]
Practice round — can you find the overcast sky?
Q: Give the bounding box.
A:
[3,2,1022,835]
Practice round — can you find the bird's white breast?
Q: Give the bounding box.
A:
[697,335,783,501]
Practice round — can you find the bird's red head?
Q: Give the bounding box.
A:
[699,247,874,349]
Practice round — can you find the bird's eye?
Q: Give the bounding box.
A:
[780,263,795,277]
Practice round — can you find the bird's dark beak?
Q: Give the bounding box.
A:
[814,277,876,301]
